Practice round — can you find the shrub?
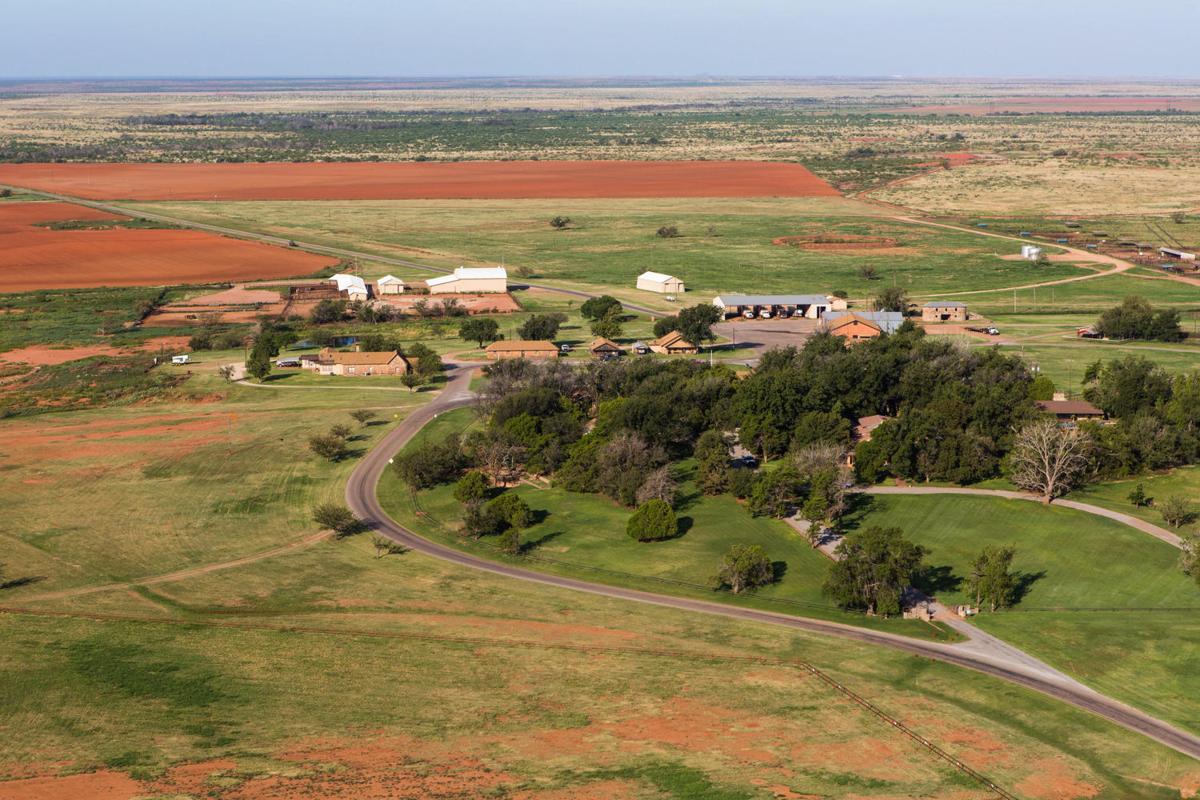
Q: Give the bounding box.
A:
[309,433,349,461]
[712,544,774,593]
[656,225,680,238]
[497,527,522,555]
[312,503,364,537]
[488,492,533,530]
[549,215,572,229]
[1158,495,1196,529]
[728,466,757,499]
[392,434,465,489]
[626,499,678,542]
[454,471,490,505]
[1127,483,1147,508]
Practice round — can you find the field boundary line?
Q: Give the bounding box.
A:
[0,604,1017,799]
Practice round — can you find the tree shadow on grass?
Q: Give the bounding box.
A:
[521,529,564,553]
[529,509,550,526]
[0,575,46,591]
[673,488,703,514]
[674,516,694,538]
[915,564,962,596]
[770,560,789,585]
[837,492,876,534]
[1012,570,1047,605]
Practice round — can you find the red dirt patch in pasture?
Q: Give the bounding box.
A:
[179,286,283,305]
[0,161,840,201]
[2,412,230,466]
[896,96,1200,114]
[773,234,899,250]
[0,336,192,365]
[378,292,522,315]
[0,201,337,292]
[1013,757,1100,800]
[0,769,141,800]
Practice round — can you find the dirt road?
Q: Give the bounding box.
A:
[345,364,1200,761]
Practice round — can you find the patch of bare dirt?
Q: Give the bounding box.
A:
[1013,757,1100,800]
[0,770,141,800]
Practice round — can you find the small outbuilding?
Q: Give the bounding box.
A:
[484,340,560,361]
[587,338,625,360]
[637,271,685,295]
[1160,247,1197,262]
[1020,245,1043,262]
[376,275,405,295]
[428,266,508,295]
[921,301,968,322]
[649,330,698,355]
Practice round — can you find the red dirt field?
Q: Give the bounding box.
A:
[0,161,839,201]
[0,336,191,366]
[894,96,1200,114]
[0,202,337,291]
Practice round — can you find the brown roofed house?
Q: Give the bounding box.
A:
[588,337,625,360]
[826,313,884,342]
[484,340,560,361]
[649,330,698,355]
[310,348,410,376]
[1036,395,1105,424]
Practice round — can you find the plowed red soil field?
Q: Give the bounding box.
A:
[0,202,337,291]
[0,160,838,201]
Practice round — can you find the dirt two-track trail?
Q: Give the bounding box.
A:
[346,363,1200,762]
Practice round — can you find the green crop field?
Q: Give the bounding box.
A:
[852,493,1200,734]
[125,198,1087,300]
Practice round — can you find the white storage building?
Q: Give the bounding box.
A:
[427,266,508,294]
[376,275,405,295]
[328,273,369,301]
[636,271,685,294]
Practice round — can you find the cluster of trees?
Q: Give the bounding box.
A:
[651,303,722,345]
[1094,296,1184,342]
[581,295,624,340]
[1082,356,1200,476]
[520,312,567,340]
[454,472,534,554]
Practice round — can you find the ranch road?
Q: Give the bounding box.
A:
[347,363,1200,761]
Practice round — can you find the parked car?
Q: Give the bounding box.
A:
[742,310,755,319]
[759,309,772,319]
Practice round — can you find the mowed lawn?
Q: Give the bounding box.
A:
[1070,466,1200,539]
[853,493,1200,734]
[127,197,1084,298]
[379,409,960,639]
[853,494,1200,610]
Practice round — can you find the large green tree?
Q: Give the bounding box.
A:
[824,526,927,617]
[968,545,1019,611]
[459,318,501,348]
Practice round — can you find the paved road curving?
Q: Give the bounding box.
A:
[865,486,1184,549]
[345,365,1200,761]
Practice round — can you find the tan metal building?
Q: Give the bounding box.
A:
[484,340,559,361]
[376,275,405,295]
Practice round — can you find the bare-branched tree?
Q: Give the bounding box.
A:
[1009,419,1092,503]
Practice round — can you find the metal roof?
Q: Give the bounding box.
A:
[823,310,904,334]
[638,271,680,284]
[428,266,507,286]
[713,294,831,307]
[328,273,368,294]
[923,301,967,308]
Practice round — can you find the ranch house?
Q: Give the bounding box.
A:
[485,340,560,361]
[649,330,698,355]
[428,266,508,295]
[921,301,968,322]
[637,271,685,294]
[588,338,625,360]
[1036,395,1105,426]
[309,348,410,377]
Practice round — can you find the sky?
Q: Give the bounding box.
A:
[7,0,1200,79]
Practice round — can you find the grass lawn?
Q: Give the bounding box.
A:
[381,408,958,641]
[1070,466,1200,539]
[126,197,1085,300]
[852,493,1200,734]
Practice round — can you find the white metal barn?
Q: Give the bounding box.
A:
[328,273,369,300]
[636,271,685,294]
[427,266,508,294]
